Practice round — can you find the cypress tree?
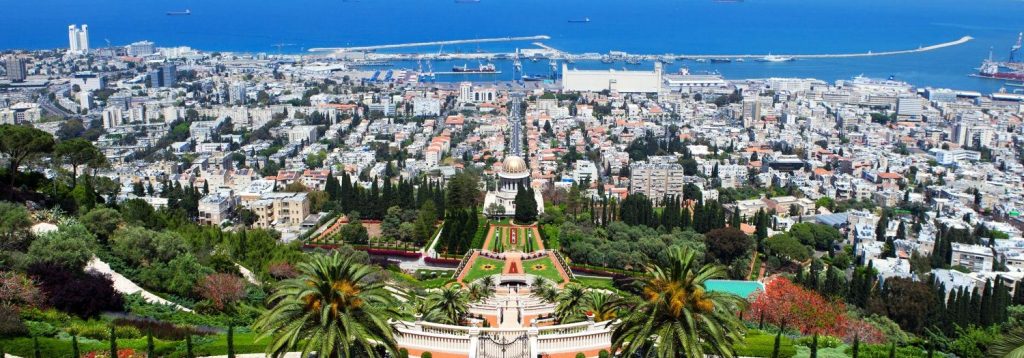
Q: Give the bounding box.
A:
[888,342,896,358]
[110,325,118,358]
[147,328,155,357]
[32,336,40,358]
[186,334,194,358]
[809,334,818,358]
[227,325,235,358]
[770,329,782,358]
[72,334,80,358]
[851,334,859,358]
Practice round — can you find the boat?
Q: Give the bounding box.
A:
[452,63,497,73]
[568,17,591,23]
[521,74,552,81]
[166,9,191,16]
[625,56,641,65]
[976,60,1024,81]
[455,0,480,3]
[695,58,708,63]
[710,58,732,63]
[735,58,745,62]
[600,55,614,64]
[757,54,794,62]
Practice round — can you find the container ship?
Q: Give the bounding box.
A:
[452,63,497,73]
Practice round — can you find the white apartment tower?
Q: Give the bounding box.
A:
[67,25,90,54]
[458,82,472,103]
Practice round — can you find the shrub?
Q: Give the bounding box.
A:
[0,305,28,337]
[26,221,96,269]
[796,335,843,349]
[421,352,432,358]
[24,320,58,337]
[599,350,610,358]
[575,353,586,358]
[67,321,116,341]
[112,317,199,340]
[267,262,297,279]
[0,271,44,307]
[27,263,124,318]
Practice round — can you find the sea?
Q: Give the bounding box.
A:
[3,0,1024,93]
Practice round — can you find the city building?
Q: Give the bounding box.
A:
[629,163,685,203]
[4,56,27,82]
[67,24,89,54]
[561,62,663,93]
[127,41,156,57]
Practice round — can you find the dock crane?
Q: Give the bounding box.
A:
[1009,32,1022,63]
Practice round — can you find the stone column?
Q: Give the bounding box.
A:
[468,327,480,358]
[527,326,539,358]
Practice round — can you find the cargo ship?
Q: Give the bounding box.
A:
[976,60,1024,81]
[974,33,1024,81]
[452,63,497,73]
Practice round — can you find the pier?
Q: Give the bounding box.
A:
[308,35,551,53]
[327,35,974,62]
[684,36,974,59]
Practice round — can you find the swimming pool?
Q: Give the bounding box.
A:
[705,279,765,299]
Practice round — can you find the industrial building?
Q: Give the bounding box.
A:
[561,62,662,93]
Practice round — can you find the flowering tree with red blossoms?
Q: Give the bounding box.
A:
[745,277,849,335]
[196,273,246,311]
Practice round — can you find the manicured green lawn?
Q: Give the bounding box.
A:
[0,332,266,358]
[735,330,797,357]
[572,276,615,290]
[489,226,542,253]
[462,257,505,283]
[523,256,564,283]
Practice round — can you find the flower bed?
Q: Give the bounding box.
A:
[424,257,461,266]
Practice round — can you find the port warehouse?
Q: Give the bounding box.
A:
[561,62,663,93]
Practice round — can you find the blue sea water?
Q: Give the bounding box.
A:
[3,0,1024,92]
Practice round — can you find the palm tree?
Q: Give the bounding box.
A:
[467,282,492,302]
[426,285,469,325]
[583,291,625,322]
[531,277,559,303]
[254,251,400,358]
[990,329,1024,357]
[481,275,496,290]
[610,246,748,358]
[555,283,589,323]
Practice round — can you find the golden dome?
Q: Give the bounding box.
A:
[502,155,528,174]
